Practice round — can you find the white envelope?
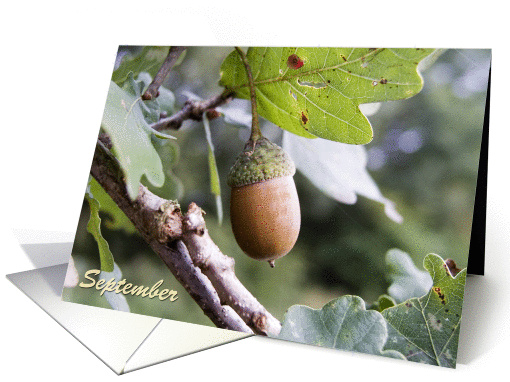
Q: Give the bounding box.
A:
[7,230,250,375]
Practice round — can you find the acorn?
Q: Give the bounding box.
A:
[228,136,301,267]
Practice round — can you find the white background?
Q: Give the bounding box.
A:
[1,1,508,380]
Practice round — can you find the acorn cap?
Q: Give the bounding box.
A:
[227,137,296,188]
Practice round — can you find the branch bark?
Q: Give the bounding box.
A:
[90,141,281,336]
[150,90,234,131]
[182,204,282,335]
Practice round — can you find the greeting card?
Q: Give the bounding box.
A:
[60,46,490,369]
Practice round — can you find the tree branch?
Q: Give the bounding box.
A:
[150,90,235,131]
[182,204,282,335]
[90,141,281,335]
[142,46,187,100]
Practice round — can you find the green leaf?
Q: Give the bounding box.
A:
[203,113,223,224]
[157,86,177,116]
[369,294,397,312]
[101,81,165,199]
[382,254,467,368]
[147,137,184,201]
[88,177,137,234]
[220,47,435,144]
[386,249,433,303]
[278,295,405,360]
[122,72,176,140]
[123,72,160,124]
[85,186,114,272]
[112,46,170,86]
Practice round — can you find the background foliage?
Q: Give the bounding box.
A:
[63,47,489,332]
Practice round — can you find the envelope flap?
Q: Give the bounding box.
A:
[7,264,161,374]
[123,319,250,373]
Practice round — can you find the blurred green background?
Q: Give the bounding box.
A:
[63,47,490,328]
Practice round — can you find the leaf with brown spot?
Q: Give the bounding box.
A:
[287,54,304,69]
[220,47,437,144]
[300,111,308,125]
[383,254,467,368]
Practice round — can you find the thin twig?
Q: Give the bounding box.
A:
[142,46,187,100]
[150,90,234,131]
[235,47,261,141]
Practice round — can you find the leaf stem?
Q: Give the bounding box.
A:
[235,47,261,142]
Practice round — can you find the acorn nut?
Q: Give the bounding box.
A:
[228,137,301,267]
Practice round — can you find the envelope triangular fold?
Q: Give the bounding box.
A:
[8,262,251,374]
[123,319,250,373]
[7,264,160,374]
